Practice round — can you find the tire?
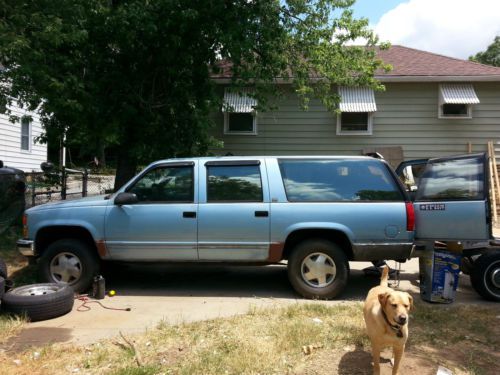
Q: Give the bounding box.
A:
[0,276,5,300]
[0,258,7,279]
[38,239,100,293]
[287,238,349,300]
[2,283,74,322]
[470,251,500,302]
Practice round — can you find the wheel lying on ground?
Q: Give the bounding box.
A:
[2,283,74,322]
[470,251,500,302]
[0,276,5,300]
[287,239,349,300]
[38,239,100,293]
[0,258,7,279]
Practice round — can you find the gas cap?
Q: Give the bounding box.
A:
[385,225,400,238]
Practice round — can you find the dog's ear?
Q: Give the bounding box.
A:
[378,292,389,307]
[407,294,414,310]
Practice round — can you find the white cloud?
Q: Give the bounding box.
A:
[374,0,500,59]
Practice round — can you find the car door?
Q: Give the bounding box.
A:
[104,161,198,261]
[414,153,491,241]
[197,159,271,261]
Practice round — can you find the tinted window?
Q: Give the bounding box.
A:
[128,166,194,202]
[279,159,403,202]
[416,157,484,201]
[207,165,262,202]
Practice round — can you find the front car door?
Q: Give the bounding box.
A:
[414,153,491,242]
[197,160,271,261]
[104,161,198,261]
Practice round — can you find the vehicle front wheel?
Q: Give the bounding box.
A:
[287,239,349,300]
[470,251,500,302]
[38,239,100,293]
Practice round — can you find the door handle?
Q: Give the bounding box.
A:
[255,211,269,217]
[183,211,197,218]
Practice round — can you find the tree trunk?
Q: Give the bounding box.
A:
[113,147,138,192]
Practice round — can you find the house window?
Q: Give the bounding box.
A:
[20,117,31,151]
[224,112,257,134]
[438,84,479,119]
[337,87,376,136]
[222,88,258,135]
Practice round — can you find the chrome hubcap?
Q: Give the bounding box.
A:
[50,252,82,284]
[491,268,500,289]
[11,284,63,296]
[301,252,336,288]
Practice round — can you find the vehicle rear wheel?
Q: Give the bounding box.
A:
[470,251,500,302]
[287,239,349,299]
[2,283,74,321]
[0,258,7,279]
[39,239,99,293]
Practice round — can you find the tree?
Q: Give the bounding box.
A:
[470,36,500,67]
[0,0,388,190]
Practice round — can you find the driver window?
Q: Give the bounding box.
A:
[128,166,194,203]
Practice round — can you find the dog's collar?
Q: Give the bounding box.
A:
[381,309,404,338]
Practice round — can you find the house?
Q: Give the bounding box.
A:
[0,103,47,171]
[212,45,500,166]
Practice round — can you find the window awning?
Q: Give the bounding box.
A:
[439,84,480,104]
[222,88,257,113]
[339,87,377,112]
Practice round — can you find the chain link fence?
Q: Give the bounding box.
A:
[25,168,115,207]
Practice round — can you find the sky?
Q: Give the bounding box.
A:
[350,0,500,59]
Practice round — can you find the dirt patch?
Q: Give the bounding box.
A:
[4,327,73,353]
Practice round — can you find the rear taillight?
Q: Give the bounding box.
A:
[405,202,415,231]
[22,214,28,237]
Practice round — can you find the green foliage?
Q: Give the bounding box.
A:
[0,0,388,188]
[469,36,500,67]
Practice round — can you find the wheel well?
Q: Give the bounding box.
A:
[35,226,98,257]
[283,229,354,260]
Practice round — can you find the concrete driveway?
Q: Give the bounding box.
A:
[5,258,497,350]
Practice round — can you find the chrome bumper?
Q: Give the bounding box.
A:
[17,239,37,257]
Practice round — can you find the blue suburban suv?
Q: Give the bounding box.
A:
[17,156,418,299]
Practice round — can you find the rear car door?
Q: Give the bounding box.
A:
[414,153,491,241]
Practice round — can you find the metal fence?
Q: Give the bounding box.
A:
[25,168,115,207]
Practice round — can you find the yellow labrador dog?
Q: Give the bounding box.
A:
[363,266,413,375]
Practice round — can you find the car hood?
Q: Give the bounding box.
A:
[26,195,111,213]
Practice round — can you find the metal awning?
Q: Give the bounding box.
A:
[439,84,480,104]
[222,88,257,113]
[339,87,377,112]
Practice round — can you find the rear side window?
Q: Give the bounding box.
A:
[416,157,484,201]
[278,159,403,202]
[207,165,263,202]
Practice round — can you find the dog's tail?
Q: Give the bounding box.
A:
[380,266,389,287]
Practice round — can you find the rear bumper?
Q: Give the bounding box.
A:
[17,239,36,257]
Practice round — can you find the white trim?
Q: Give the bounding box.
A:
[336,112,373,136]
[223,112,258,135]
[213,75,500,84]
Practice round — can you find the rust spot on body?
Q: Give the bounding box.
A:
[95,240,108,258]
[268,242,285,262]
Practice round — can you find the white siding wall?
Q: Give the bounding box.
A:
[0,104,47,171]
[213,82,500,160]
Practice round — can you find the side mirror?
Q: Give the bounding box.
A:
[114,192,139,205]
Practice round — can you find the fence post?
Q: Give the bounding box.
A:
[82,169,88,197]
[31,171,36,206]
[61,166,67,200]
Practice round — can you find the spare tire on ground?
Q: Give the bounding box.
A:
[0,258,7,279]
[2,283,74,322]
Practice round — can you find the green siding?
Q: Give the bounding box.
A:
[212,82,500,160]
